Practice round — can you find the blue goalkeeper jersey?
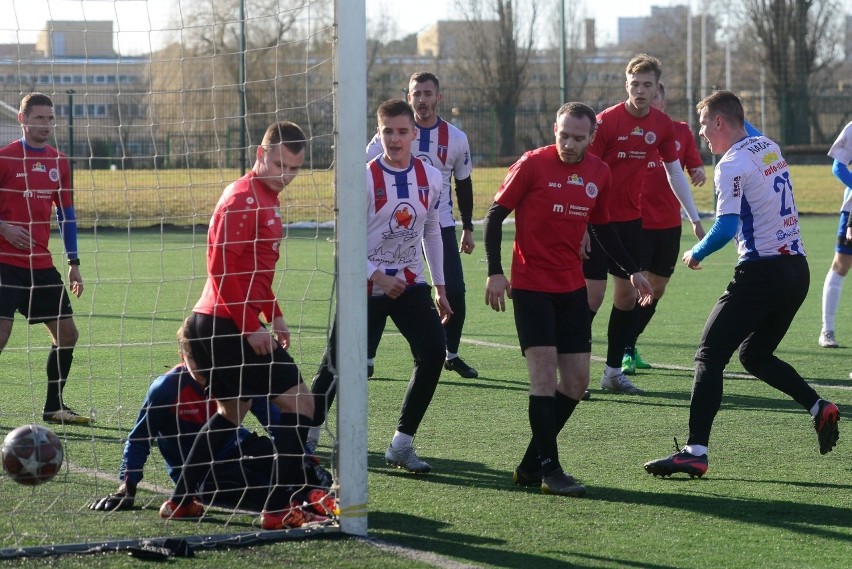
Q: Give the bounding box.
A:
[118,364,281,486]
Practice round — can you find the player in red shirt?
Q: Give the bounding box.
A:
[584,54,704,396]
[161,121,316,530]
[484,102,652,496]
[0,92,88,425]
[622,82,707,374]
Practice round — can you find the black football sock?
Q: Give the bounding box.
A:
[528,395,561,476]
[636,298,660,338]
[172,413,237,503]
[45,345,74,413]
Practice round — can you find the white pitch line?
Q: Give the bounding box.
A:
[362,537,483,569]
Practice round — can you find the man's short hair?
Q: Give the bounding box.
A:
[177,317,193,358]
[556,102,597,133]
[626,54,663,82]
[261,121,306,154]
[409,71,440,90]
[377,99,415,125]
[696,90,744,128]
[20,92,54,115]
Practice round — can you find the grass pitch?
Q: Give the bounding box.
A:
[0,164,850,566]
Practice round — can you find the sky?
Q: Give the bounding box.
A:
[0,0,663,55]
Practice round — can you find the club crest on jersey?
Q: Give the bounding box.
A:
[566,174,584,186]
[49,168,60,182]
[675,141,682,152]
[630,126,644,136]
[585,182,599,199]
[383,202,418,241]
[31,161,46,173]
[762,152,779,165]
[644,131,657,145]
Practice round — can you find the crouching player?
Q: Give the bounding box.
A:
[89,320,335,527]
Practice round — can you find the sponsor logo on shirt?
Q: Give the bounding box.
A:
[630,126,644,136]
[763,157,788,177]
[566,174,584,186]
[16,172,26,178]
[552,203,590,218]
[31,162,46,173]
[617,136,629,141]
[732,176,742,197]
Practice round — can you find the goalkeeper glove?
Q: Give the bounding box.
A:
[90,481,137,511]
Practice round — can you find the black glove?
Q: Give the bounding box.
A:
[89,481,137,511]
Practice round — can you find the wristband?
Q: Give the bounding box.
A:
[68,258,80,266]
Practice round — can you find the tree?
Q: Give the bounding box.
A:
[741,0,845,145]
[453,0,537,157]
[149,0,334,167]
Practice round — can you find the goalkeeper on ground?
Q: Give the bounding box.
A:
[89,320,331,513]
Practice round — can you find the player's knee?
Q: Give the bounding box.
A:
[54,320,79,347]
[738,350,767,375]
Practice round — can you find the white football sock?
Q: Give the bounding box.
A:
[390,431,413,449]
[684,444,708,457]
[810,399,822,417]
[822,269,845,331]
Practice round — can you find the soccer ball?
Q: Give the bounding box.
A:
[2,424,64,486]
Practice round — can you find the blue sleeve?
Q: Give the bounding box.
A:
[55,206,79,260]
[690,214,739,261]
[119,392,158,486]
[744,120,762,137]
[833,159,852,189]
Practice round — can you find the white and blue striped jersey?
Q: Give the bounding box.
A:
[828,121,852,212]
[367,116,472,228]
[366,156,444,296]
[715,135,806,263]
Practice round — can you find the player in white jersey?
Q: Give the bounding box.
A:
[310,99,451,473]
[366,71,478,379]
[644,91,839,478]
[818,121,852,348]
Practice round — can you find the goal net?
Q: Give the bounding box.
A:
[0,0,366,557]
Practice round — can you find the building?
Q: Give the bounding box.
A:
[0,20,150,167]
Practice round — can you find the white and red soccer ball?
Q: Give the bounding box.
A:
[2,424,64,486]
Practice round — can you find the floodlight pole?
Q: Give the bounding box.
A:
[238,0,247,174]
[66,89,75,180]
[559,0,567,102]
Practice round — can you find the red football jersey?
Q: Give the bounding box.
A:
[588,103,678,223]
[495,145,611,293]
[641,121,704,230]
[194,171,285,334]
[0,139,73,269]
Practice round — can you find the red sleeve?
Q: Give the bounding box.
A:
[207,205,261,334]
[679,123,703,170]
[589,162,611,225]
[494,153,532,211]
[657,115,679,164]
[587,113,607,159]
[53,154,73,209]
